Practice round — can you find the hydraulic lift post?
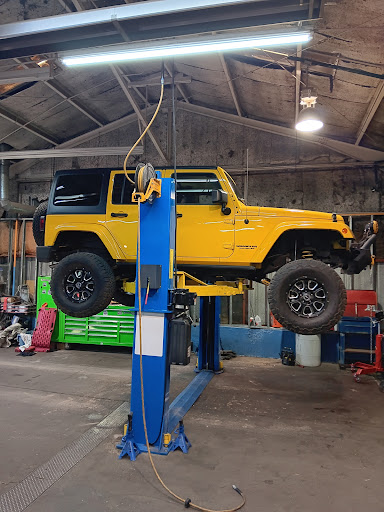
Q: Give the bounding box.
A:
[198,296,222,373]
[117,175,246,460]
[118,176,219,459]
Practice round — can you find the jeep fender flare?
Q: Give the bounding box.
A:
[50,224,126,260]
[251,223,351,263]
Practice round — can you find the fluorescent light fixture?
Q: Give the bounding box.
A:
[295,106,324,132]
[62,31,311,66]
[0,147,143,159]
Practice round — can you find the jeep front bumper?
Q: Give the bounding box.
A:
[345,232,376,275]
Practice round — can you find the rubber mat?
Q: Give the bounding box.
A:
[31,308,57,352]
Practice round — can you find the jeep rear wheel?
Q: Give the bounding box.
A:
[268,259,346,335]
[51,252,115,317]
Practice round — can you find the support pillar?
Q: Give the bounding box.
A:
[197,296,222,373]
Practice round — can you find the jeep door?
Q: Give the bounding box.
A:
[105,171,137,258]
[168,170,235,261]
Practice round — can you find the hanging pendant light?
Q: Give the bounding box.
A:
[295,88,324,132]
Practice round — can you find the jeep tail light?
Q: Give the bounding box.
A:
[39,216,45,232]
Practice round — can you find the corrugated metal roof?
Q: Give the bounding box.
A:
[0,0,382,157]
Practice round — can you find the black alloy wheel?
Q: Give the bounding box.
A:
[64,268,95,303]
[286,277,327,318]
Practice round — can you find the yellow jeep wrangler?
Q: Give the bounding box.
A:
[34,166,376,334]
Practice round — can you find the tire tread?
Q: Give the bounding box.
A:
[268,259,347,335]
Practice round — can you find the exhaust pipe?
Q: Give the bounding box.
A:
[0,143,35,216]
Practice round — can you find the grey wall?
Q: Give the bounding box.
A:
[235,167,381,213]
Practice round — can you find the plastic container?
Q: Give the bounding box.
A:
[295,334,321,367]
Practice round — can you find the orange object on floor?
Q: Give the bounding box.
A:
[270,313,283,328]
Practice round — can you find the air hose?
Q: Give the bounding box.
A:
[125,77,246,512]
[123,76,165,185]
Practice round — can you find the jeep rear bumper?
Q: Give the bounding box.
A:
[36,245,53,262]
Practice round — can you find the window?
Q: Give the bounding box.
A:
[112,173,135,205]
[172,172,222,205]
[53,173,102,207]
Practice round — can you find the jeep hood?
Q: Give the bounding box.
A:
[259,207,344,221]
[241,205,344,222]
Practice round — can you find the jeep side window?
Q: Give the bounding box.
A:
[172,172,221,204]
[53,173,102,206]
[112,173,135,204]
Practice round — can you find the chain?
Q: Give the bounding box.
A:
[366,304,376,364]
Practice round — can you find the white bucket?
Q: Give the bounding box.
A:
[295,334,321,367]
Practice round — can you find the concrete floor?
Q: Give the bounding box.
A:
[1,347,384,512]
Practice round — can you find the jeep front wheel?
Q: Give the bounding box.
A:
[268,259,346,335]
[51,252,115,317]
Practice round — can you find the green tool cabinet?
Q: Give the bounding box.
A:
[37,276,134,347]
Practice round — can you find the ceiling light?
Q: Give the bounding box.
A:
[62,31,312,67]
[295,107,324,132]
[295,88,324,132]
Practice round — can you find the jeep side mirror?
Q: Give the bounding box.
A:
[212,189,231,215]
[212,189,228,205]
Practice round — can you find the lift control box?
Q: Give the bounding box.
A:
[169,316,192,366]
[140,264,162,289]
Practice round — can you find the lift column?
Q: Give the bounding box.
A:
[120,177,176,457]
[118,175,243,461]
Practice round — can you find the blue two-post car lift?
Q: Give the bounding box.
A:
[117,174,247,460]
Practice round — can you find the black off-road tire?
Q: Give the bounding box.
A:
[268,259,346,335]
[32,201,48,246]
[113,285,135,307]
[51,252,115,317]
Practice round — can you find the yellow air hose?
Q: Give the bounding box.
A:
[124,77,246,512]
[123,77,165,185]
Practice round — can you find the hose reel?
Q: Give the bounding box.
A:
[135,163,156,194]
[132,163,161,204]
